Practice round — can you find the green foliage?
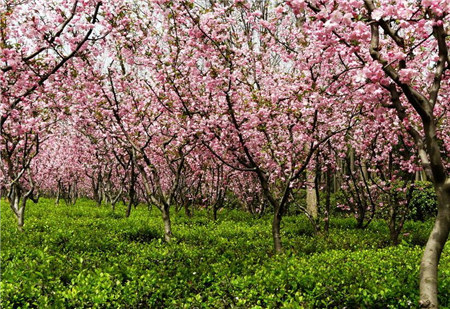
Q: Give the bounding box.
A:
[1,198,449,308]
[230,247,428,308]
[408,181,437,221]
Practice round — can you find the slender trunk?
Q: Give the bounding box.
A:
[97,173,102,206]
[213,203,218,221]
[419,184,450,308]
[104,193,110,205]
[388,207,400,246]
[184,203,192,217]
[306,170,318,219]
[111,189,122,212]
[334,158,344,193]
[125,199,132,218]
[259,199,266,217]
[324,170,332,233]
[55,182,61,205]
[92,178,100,206]
[162,204,172,242]
[315,167,321,220]
[267,179,291,253]
[213,189,224,221]
[96,189,102,207]
[126,162,137,217]
[349,147,355,173]
[355,209,365,229]
[272,207,282,253]
[361,160,369,183]
[17,202,25,231]
[388,197,408,246]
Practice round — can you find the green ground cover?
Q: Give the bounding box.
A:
[1,198,449,308]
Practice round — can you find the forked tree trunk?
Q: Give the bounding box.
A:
[135,160,174,243]
[355,209,365,229]
[110,189,122,212]
[8,185,29,231]
[387,190,410,246]
[419,184,450,308]
[11,195,26,231]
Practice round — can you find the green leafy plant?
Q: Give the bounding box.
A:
[408,181,437,221]
[1,198,448,308]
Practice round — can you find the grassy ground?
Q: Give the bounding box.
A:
[1,198,449,308]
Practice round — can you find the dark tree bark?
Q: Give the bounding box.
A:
[324,169,332,233]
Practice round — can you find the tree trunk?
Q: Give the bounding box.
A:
[417,108,450,307]
[17,204,25,231]
[306,170,318,219]
[324,170,332,233]
[272,208,282,253]
[355,207,364,229]
[213,203,218,221]
[213,188,224,221]
[8,185,27,231]
[55,181,61,205]
[419,183,450,308]
[11,194,26,231]
[388,203,399,245]
[126,163,137,217]
[162,204,172,242]
[125,199,132,218]
[110,189,122,212]
[184,203,192,217]
[92,179,99,206]
[389,228,400,246]
[259,199,266,217]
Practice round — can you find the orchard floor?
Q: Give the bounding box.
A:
[1,198,449,308]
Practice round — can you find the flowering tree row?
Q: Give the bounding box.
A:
[1,0,448,307]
